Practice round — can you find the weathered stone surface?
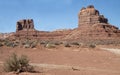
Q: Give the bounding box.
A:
[16,19,34,31]
[0,33,14,39]
[78,5,108,28]
[15,19,72,40]
[13,5,120,41]
[15,29,72,40]
[65,5,120,40]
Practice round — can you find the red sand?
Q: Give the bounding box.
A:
[0,45,120,75]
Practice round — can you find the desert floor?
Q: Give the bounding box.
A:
[0,45,120,75]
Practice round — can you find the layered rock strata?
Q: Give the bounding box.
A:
[64,5,120,40]
[14,5,120,41]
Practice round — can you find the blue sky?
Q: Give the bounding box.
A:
[0,0,120,33]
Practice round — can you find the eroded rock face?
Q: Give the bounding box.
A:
[64,5,120,40]
[78,5,108,28]
[16,19,34,31]
[14,5,120,41]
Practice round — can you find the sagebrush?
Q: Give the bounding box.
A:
[4,53,34,73]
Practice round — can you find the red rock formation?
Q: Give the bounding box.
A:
[0,33,14,39]
[13,5,120,41]
[15,19,72,40]
[78,5,108,28]
[65,5,120,40]
[15,30,72,40]
[16,19,34,31]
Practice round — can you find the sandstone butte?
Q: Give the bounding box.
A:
[13,5,120,41]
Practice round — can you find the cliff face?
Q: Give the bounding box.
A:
[78,5,108,27]
[14,5,120,41]
[15,19,72,40]
[64,5,120,40]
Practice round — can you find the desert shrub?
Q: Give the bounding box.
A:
[31,41,37,48]
[0,39,3,42]
[52,42,61,45]
[40,41,61,47]
[88,44,96,48]
[0,42,3,47]
[4,53,34,73]
[4,41,17,48]
[64,43,71,47]
[31,44,36,48]
[71,42,80,46]
[23,40,32,48]
[48,41,61,45]
[21,41,26,45]
[22,40,38,48]
[24,44,31,48]
[6,42,14,47]
[4,40,9,45]
[14,41,20,45]
[18,55,34,72]
[45,43,55,48]
[40,41,49,45]
[40,41,45,45]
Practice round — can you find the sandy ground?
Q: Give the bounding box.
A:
[100,48,120,55]
[0,45,120,75]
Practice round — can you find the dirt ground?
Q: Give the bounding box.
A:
[0,45,120,75]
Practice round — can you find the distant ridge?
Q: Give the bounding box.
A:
[6,5,120,42]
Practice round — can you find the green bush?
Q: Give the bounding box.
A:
[4,53,34,73]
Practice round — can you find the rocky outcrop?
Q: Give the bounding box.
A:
[16,19,34,31]
[78,5,108,28]
[15,19,72,40]
[15,29,72,40]
[0,33,14,39]
[14,5,120,41]
[65,5,120,40]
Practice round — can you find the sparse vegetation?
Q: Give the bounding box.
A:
[31,41,37,48]
[4,40,17,48]
[51,41,61,45]
[1,38,120,49]
[23,40,38,48]
[40,41,49,45]
[40,41,62,48]
[45,43,56,48]
[4,53,34,73]
[64,43,71,47]
[88,44,96,48]
[24,44,31,48]
[0,42,3,47]
[71,42,80,46]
